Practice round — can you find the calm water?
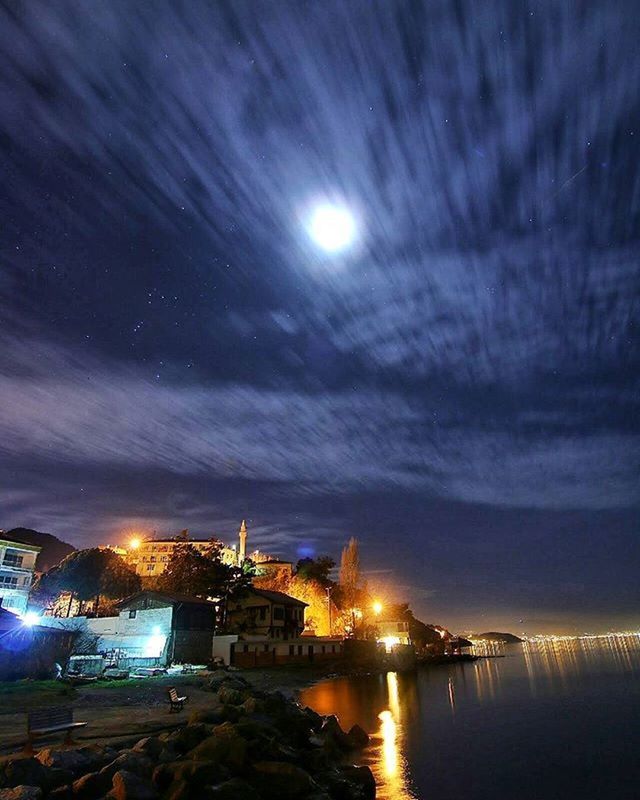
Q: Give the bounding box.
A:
[300,636,640,800]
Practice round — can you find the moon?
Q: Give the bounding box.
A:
[307,203,357,253]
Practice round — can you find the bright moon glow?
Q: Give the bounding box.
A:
[308,203,356,253]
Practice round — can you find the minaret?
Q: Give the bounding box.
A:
[238,519,247,564]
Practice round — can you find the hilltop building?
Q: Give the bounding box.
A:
[118,520,275,578]
[0,536,41,615]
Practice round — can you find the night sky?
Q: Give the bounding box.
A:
[1,1,638,634]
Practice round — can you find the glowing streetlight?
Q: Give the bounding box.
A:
[373,600,383,616]
[21,611,40,627]
[129,537,141,550]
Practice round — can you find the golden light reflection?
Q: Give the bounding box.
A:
[378,709,398,777]
[372,673,417,800]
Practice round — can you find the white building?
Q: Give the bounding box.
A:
[0,537,40,615]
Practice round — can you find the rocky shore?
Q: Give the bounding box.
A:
[0,672,375,800]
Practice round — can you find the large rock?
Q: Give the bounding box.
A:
[36,746,110,777]
[165,724,209,754]
[251,761,318,799]
[206,778,261,799]
[189,725,247,772]
[131,738,164,759]
[0,759,48,791]
[0,787,42,800]
[99,752,154,782]
[110,770,158,800]
[217,687,245,706]
[345,724,370,749]
[47,787,72,800]
[71,770,112,800]
[187,708,225,726]
[339,766,376,800]
[320,717,351,750]
[303,707,325,733]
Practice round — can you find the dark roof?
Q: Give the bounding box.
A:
[248,588,308,607]
[115,590,216,609]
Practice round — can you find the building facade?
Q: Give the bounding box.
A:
[0,537,40,615]
[118,520,275,578]
[226,588,307,640]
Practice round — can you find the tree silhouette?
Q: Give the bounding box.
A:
[33,548,141,616]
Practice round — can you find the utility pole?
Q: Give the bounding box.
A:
[326,585,332,636]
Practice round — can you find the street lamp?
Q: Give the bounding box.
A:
[129,537,141,550]
[373,600,383,616]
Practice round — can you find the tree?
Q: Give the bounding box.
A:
[338,537,362,635]
[157,542,254,628]
[295,556,335,587]
[32,548,141,616]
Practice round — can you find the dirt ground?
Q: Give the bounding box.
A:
[0,665,338,757]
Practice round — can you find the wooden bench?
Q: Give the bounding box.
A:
[26,706,87,754]
[168,687,187,712]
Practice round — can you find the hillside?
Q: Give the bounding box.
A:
[476,631,523,644]
[3,527,75,572]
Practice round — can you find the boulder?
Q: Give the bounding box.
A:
[165,724,209,754]
[217,687,244,706]
[345,724,370,749]
[320,717,350,750]
[131,738,164,759]
[99,752,154,782]
[206,778,261,800]
[251,761,318,799]
[0,759,49,791]
[303,707,325,732]
[0,788,42,800]
[187,708,225,726]
[207,673,248,692]
[71,770,111,800]
[47,787,72,800]
[35,747,106,777]
[189,727,247,771]
[339,766,376,800]
[110,770,158,800]
[162,780,190,800]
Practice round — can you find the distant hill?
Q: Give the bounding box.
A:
[3,527,76,573]
[476,631,523,644]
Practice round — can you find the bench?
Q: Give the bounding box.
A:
[26,706,87,754]
[168,687,187,712]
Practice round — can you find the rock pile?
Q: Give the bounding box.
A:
[0,674,375,800]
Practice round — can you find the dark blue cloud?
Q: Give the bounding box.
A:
[0,0,638,631]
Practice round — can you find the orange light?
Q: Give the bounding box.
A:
[129,537,141,550]
[373,600,383,616]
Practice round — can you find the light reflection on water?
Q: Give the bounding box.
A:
[300,635,640,800]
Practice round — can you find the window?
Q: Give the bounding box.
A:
[243,645,249,653]
[297,645,303,655]
[289,645,294,656]
[150,556,156,562]
[322,645,326,654]
[259,606,267,621]
[263,644,269,652]
[3,552,23,568]
[128,610,137,619]
[146,564,155,572]
[273,606,284,620]
[0,576,18,587]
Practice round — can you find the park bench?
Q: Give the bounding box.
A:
[25,706,87,754]
[168,687,187,712]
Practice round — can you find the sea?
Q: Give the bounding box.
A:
[299,635,640,800]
